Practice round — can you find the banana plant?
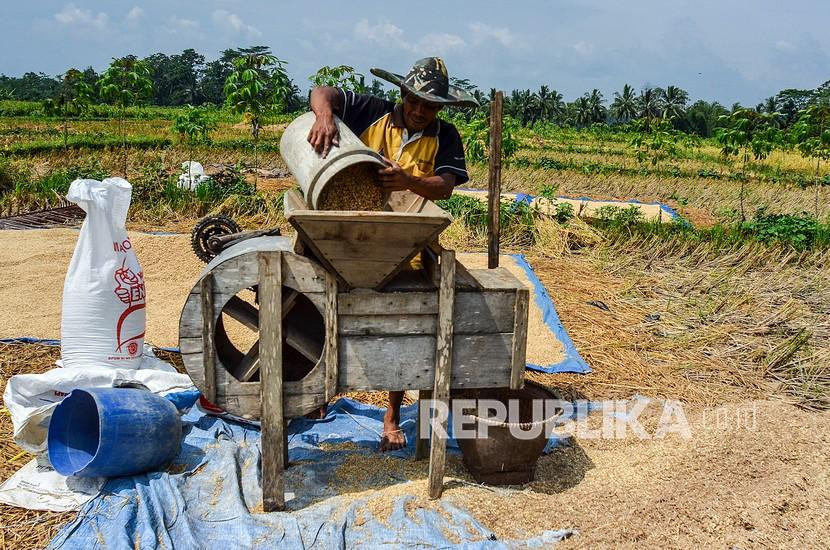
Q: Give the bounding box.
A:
[172,106,217,184]
[43,68,92,150]
[224,53,292,189]
[792,102,830,216]
[97,57,154,177]
[309,65,365,92]
[715,109,777,220]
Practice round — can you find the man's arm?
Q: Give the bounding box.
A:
[307,86,344,158]
[377,160,456,200]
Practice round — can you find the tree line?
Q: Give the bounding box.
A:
[2,46,828,139]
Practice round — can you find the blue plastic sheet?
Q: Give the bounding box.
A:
[48,398,575,549]
[509,255,591,375]
[511,191,681,221]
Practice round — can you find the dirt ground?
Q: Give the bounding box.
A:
[2,343,827,548]
[1,227,829,548]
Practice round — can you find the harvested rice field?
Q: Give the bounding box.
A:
[2,62,830,545]
[1,215,829,547]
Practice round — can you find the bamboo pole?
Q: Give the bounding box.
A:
[487,91,504,269]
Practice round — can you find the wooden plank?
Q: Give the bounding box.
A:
[259,251,285,512]
[283,188,307,214]
[289,210,450,225]
[282,252,328,294]
[223,295,258,330]
[284,323,323,362]
[427,242,481,290]
[324,272,338,402]
[339,314,435,336]
[233,341,260,382]
[510,287,529,390]
[465,267,524,291]
[200,273,216,404]
[312,239,419,261]
[487,91,504,269]
[421,245,441,287]
[338,333,513,391]
[289,212,451,290]
[414,389,432,460]
[339,292,437,315]
[429,249,455,499]
[338,292,516,336]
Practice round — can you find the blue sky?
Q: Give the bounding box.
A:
[2,0,828,105]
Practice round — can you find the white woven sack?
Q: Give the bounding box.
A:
[60,178,145,369]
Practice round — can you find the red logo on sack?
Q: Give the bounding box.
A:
[113,258,146,353]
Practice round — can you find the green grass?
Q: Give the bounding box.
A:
[3,136,172,155]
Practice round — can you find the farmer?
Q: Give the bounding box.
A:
[308,57,478,451]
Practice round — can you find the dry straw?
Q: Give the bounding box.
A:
[0,344,73,550]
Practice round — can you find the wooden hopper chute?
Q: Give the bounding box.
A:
[284,189,452,289]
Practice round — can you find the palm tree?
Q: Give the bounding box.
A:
[536,85,565,123]
[662,85,689,120]
[510,89,539,127]
[637,87,663,120]
[586,89,606,123]
[763,96,782,127]
[610,84,638,123]
[572,97,592,128]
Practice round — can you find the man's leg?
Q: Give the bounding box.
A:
[380,390,406,452]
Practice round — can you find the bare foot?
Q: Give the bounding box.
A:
[379,415,406,452]
[304,404,327,419]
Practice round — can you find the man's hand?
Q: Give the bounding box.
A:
[377,160,413,192]
[307,111,340,158]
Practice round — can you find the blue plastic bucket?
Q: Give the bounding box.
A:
[48,388,182,478]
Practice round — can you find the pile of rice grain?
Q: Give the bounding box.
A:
[317,163,386,211]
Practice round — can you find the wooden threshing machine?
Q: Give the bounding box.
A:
[179,112,528,511]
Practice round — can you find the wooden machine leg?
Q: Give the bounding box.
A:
[324,272,338,402]
[200,273,216,404]
[414,389,432,460]
[510,287,530,390]
[428,249,455,499]
[259,251,285,512]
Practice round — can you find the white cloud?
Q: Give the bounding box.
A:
[416,32,466,55]
[354,19,465,56]
[126,7,144,25]
[54,3,109,31]
[354,18,409,51]
[572,40,595,56]
[775,39,797,54]
[212,9,261,39]
[163,15,199,34]
[468,22,521,50]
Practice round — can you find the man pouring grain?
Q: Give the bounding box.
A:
[308,57,478,451]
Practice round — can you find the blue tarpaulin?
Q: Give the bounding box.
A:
[508,255,591,375]
[47,398,575,549]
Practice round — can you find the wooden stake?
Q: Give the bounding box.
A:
[510,287,529,390]
[487,91,504,269]
[200,273,216,404]
[259,251,284,512]
[428,249,455,499]
[324,272,338,401]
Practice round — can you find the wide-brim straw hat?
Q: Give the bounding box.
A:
[370,57,479,108]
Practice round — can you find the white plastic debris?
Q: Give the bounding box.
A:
[177,161,211,190]
[0,455,104,512]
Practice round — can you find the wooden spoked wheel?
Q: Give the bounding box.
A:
[216,286,323,383]
[179,241,331,419]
